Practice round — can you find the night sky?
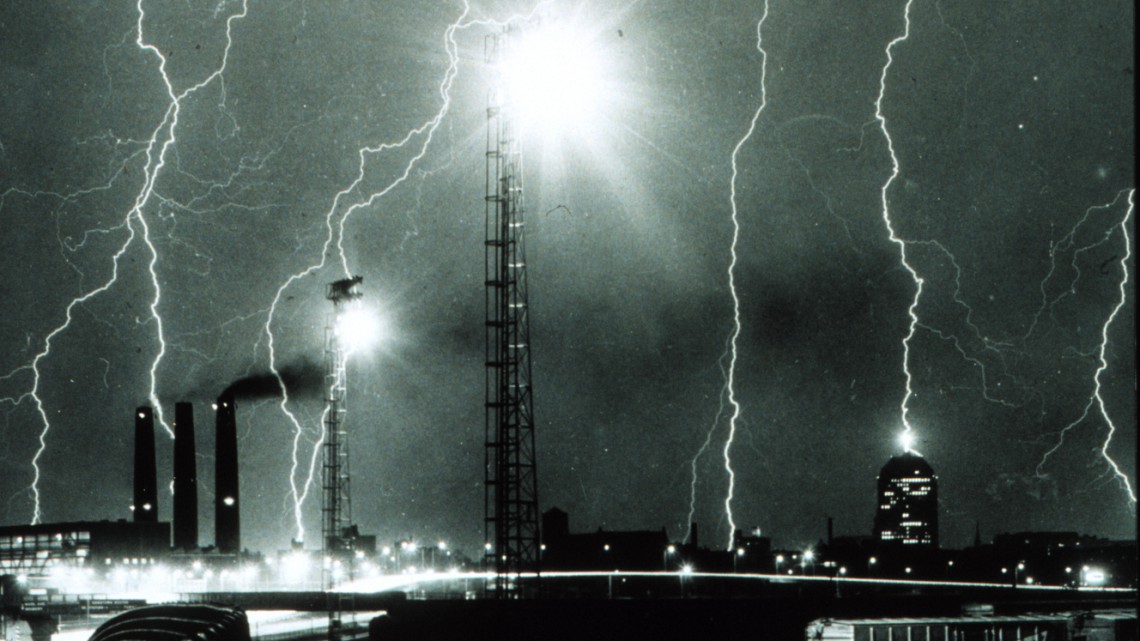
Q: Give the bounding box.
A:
[0,0,1134,557]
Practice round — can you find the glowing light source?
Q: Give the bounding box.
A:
[1083,567,1106,586]
[336,305,383,354]
[501,22,605,135]
[898,430,916,452]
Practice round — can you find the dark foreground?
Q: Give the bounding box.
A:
[370,590,1135,641]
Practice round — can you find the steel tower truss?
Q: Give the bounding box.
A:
[323,276,362,638]
[484,27,541,596]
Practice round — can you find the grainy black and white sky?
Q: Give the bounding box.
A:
[0,0,1134,556]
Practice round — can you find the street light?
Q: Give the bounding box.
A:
[680,564,693,597]
[663,544,676,571]
[734,547,745,573]
[775,554,785,574]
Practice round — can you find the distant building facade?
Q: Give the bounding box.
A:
[0,520,170,576]
[541,507,669,572]
[873,452,938,548]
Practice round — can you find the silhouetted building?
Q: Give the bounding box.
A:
[992,531,1084,555]
[132,406,158,523]
[542,507,569,544]
[215,393,240,553]
[873,451,938,548]
[541,508,669,572]
[0,520,170,576]
[731,528,772,573]
[173,401,199,550]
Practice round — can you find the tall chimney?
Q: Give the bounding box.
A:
[689,522,698,549]
[173,402,198,550]
[132,406,158,523]
[214,393,240,553]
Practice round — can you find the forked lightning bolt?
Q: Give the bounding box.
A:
[3,1,250,524]
[875,0,921,450]
[269,1,544,543]
[1035,189,1136,505]
[685,338,731,542]
[718,0,768,550]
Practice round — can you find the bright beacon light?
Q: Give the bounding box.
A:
[335,305,383,354]
[502,23,604,134]
[898,430,916,453]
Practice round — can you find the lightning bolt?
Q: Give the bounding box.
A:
[684,338,731,542]
[268,1,544,543]
[875,0,920,450]
[1035,189,1135,505]
[0,1,250,524]
[719,0,769,550]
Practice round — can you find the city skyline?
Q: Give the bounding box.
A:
[0,0,1134,556]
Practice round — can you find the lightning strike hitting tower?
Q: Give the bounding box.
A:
[484,25,541,595]
[323,275,362,638]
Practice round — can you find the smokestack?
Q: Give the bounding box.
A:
[132,406,158,523]
[689,522,698,549]
[173,402,198,550]
[214,393,240,553]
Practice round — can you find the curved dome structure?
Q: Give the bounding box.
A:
[879,451,936,479]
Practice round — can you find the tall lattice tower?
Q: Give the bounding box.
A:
[323,275,362,638]
[484,25,541,595]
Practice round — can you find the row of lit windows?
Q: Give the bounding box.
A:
[103,557,158,566]
[886,484,932,493]
[0,531,91,549]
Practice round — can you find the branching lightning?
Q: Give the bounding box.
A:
[2,0,250,524]
[718,1,769,550]
[269,1,545,543]
[874,0,920,451]
[685,337,732,543]
[1035,189,1136,505]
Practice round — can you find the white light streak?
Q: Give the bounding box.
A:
[8,0,250,524]
[685,338,730,543]
[1036,189,1136,505]
[268,1,545,543]
[875,0,920,447]
[720,0,769,552]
